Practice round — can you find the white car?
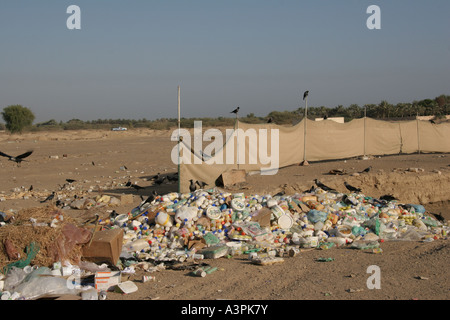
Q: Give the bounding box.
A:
[112,127,127,131]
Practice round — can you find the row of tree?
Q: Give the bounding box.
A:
[1,95,449,133]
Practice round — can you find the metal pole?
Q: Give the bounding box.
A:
[416,112,421,154]
[364,106,367,156]
[177,86,181,193]
[236,111,239,170]
[303,96,308,163]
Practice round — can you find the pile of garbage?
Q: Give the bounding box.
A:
[116,188,448,262]
[0,186,448,300]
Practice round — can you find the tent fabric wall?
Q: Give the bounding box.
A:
[178,118,450,193]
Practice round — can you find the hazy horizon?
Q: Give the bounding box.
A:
[1,0,449,123]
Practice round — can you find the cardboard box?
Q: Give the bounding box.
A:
[82,228,124,265]
[220,169,246,187]
[251,207,272,227]
[95,271,122,291]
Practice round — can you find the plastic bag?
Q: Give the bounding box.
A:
[15,275,78,300]
[3,267,28,292]
[47,223,91,263]
[2,242,40,274]
[350,240,380,250]
[307,210,328,224]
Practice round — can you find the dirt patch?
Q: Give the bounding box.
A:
[0,129,448,301]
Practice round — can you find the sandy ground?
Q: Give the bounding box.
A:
[0,128,449,302]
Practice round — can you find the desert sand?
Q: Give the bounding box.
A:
[0,128,449,302]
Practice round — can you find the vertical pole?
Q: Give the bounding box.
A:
[236,111,240,170]
[416,113,421,154]
[177,86,181,193]
[364,106,367,156]
[303,97,308,163]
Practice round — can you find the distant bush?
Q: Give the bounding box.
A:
[1,105,35,133]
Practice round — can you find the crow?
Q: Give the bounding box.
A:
[341,194,358,206]
[40,191,55,203]
[125,180,145,190]
[303,90,309,100]
[344,182,361,193]
[380,194,398,201]
[131,184,145,190]
[267,117,273,123]
[66,179,76,184]
[140,190,158,209]
[313,179,336,192]
[430,212,445,223]
[149,173,160,181]
[189,179,197,192]
[28,185,33,192]
[196,180,208,189]
[0,150,33,165]
[167,173,178,182]
[231,107,240,114]
[154,176,166,186]
[360,166,372,174]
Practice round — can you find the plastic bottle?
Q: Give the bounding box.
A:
[123,238,150,253]
[326,237,348,246]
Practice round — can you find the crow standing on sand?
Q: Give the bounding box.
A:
[40,191,55,203]
[344,182,362,193]
[0,150,33,165]
[125,180,145,190]
[360,166,372,174]
[313,179,336,192]
[380,194,398,202]
[154,176,166,186]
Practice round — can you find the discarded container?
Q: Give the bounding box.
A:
[115,281,138,294]
[297,236,319,248]
[155,211,173,227]
[192,268,206,277]
[337,225,353,238]
[114,214,129,226]
[277,214,294,230]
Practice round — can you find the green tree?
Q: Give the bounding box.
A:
[1,105,35,133]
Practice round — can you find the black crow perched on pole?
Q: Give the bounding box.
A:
[0,150,33,165]
[303,90,309,100]
[231,107,240,115]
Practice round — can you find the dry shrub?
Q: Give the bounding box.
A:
[0,205,91,270]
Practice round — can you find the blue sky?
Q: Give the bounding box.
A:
[1,0,449,122]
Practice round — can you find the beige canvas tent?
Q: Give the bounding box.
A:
[176,118,450,193]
